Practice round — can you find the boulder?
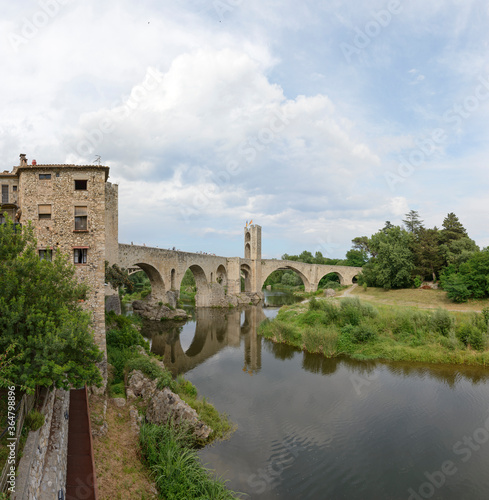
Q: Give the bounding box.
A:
[132,300,189,321]
[324,288,336,297]
[126,370,157,400]
[146,387,212,441]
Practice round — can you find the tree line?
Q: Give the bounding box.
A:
[278,211,488,303]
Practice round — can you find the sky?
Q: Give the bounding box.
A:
[2,0,489,259]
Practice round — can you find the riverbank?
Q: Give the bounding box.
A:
[258,296,489,366]
[94,312,239,499]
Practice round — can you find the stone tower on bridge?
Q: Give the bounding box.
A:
[244,224,261,260]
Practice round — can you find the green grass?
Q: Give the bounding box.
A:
[259,297,489,366]
[139,422,242,499]
[350,286,489,311]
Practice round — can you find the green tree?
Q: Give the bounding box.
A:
[441,213,468,243]
[105,261,134,292]
[344,248,368,267]
[439,236,479,269]
[0,217,103,392]
[413,227,443,281]
[352,236,375,258]
[360,226,415,289]
[403,210,424,234]
[443,248,489,302]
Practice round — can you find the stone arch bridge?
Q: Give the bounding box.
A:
[118,226,361,307]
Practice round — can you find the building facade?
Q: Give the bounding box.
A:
[0,154,118,369]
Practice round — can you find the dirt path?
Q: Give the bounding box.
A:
[340,283,358,297]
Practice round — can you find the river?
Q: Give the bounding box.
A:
[141,292,489,500]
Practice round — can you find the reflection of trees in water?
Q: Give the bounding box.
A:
[263,339,297,360]
[382,360,489,388]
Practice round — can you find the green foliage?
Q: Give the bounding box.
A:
[105,261,134,292]
[413,275,423,288]
[25,410,45,431]
[441,249,489,302]
[403,210,424,234]
[456,323,484,351]
[431,309,453,337]
[139,422,239,499]
[281,271,303,287]
[361,226,415,289]
[106,313,149,351]
[0,217,103,392]
[260,297,489,365]
[125,356,166,380]
[441,212,468,243]
[181,269,196,288]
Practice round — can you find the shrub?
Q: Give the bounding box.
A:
[456,323,484,351]
[431,309,453,337]
[125,356,166,380]
[351,324,377,343]
[336,325,356,354]
[413,275,423,288]
[25,410,45,431]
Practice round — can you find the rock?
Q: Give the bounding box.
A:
[146,388,212,441]
[324,288,336,297]
[112,397,126,408]
[126,370,157,400]
[132,300,190,321]
[129,405,143,432]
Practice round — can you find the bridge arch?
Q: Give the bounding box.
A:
[241,263,252,292]
[260,265,311,291]
[216,264,227,288]
[318,271,341,288]
[186,264,208,289]
[132,262,166,300]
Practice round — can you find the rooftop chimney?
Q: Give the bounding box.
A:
[19,154,27,167]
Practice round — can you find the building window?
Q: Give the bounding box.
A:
[74,179,88,190]
[74,206,88,230]
[13,185,17,192]
[38,204,52,219]
[74,248,87,264]
[39,174,51,180]
[39,249,52,261]
[1,185,8,204]
[0,214,5,224]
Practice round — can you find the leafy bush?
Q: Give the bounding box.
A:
[351,324,377,343]
[431,309,453,337]
[413,275,423,288]
[456,323,484,351]
[106,324,149,351]
[125,356,166,380]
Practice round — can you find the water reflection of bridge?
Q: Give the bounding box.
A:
[143,307,267,375]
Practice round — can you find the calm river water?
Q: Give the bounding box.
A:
[141,292,489,500]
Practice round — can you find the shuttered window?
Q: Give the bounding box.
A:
[74,248,87,264]
[74,206,88,230]
[38,204,52,219]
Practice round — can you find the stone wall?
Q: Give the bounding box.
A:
[104,182,119,266]
[16,164,110,363]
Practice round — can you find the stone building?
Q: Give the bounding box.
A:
[0,154,118,375]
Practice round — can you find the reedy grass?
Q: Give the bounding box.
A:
[259,297,489,366]
[139,422,242,499]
